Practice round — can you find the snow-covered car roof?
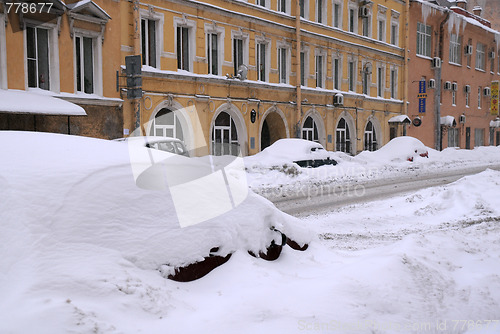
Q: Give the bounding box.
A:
[114,136,185,145]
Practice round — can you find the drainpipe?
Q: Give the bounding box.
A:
[403,0,409,117]
[133,0,141,133]
[294,1,301,138]
[434,11,450,150]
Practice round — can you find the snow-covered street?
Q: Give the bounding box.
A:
[1,132,500,334]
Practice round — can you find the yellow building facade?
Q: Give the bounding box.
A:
[120,0,410,156]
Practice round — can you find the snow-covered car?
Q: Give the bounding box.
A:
[248,138,338,168]
[1,131,309,285]
[357,136,430,163]
[114,136,190,157]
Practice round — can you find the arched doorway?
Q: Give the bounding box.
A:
[150,108,184,140]
[364,120,378,151]
[212,111,239,156]
[260,110,288,150]
[336,117,351,154]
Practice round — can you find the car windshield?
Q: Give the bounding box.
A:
[156,141,176,154]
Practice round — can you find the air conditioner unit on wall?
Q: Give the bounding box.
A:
[333,93,344,106]
[444,81,452,90]
[465,85,471,93]
[489,51,496,59]
[459,114,466,124]
[428,79,436,89]
[452,82,458,91]
[484,87,491,96]
[359,6,369,17]
[432,57,441,68]
[465,45,473,55]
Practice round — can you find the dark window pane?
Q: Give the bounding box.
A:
[83,37,93,94]
[75,37,82,92]
[36,28,49,90]
[141,19,147,65]
[148,20,156,67]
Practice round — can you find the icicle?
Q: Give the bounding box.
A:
[421,2,433,26]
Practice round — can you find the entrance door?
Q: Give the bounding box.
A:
[465,127,471,149]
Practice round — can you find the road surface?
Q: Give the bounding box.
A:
[265,164,500,217]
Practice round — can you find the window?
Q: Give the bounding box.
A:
[278,0,286,13]
[364,121,377,151]
[302,116,319,142]
[177,26,190,71]
[478,87,482,108]
[362,63,370,95]
[207,33,219,75]
[152,108,184,141]
[348,8,356,33]
[317,0,325,24]
[348,60,355,91]
[212,112,239,156]
[278,47,287,84]
[476,42,485,70]
[75,36,94,94]
[258,0,266,7]
[333,2,342,29]
[332,56,341,90]
[336,118,351,154]
[390,68,397,99]
[315,54,324,88]
[466,41,472,67]
[361,14,370,37]
[299,0,307,19]
[26,26,50,90]
[378,19,385,42]
[465,89,470,107]
[233,38,244,75]
[141,18,157,67]
[448,128,459,148]
[257,42,267,82]
[449,33,462,65]
[300,51,307,86]
[490,49,495,72]
[390,22,398,45]
[452,90,456,105]
[416,22,432,57]
[377,66,384,97]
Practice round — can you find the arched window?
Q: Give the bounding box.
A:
[212,111,239,156]
[151,108,183,140]
[336,118,351,153]
[302,116,319,142]
[364,120,377,151]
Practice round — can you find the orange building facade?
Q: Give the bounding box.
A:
[407,0,500,149]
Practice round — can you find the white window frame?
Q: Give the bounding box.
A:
[417,22,432,58]
[257,0,269,9]
[300,46,309,87]
[316,0,326,24]
[390,66,398,99]
[332,0,343,29]
[377,64,385,98]
[277,0,291,15]
[231,30,249,76]
[361,60,371,95]
[390,11,399,46]
[205,23,225,76]
[315,49,326,88]
[361,8,372,38]
[277,41,291,84]
[348,4,358,34]
[0,13,7,89]
[140,9,164,69]
[449,33,462,65]
[256,36,271,82]
[24,21,60,93]
[377,6,387,43]
[73,28,103,96]
[299,0,309,20]
[74,34,96,95]
[347,58,356,92]
[476,42,485,71]
[174,17,196,72]
[332,53,342,90]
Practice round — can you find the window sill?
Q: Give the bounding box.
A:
[416,54,432,60]
[448,62,462,67]
[475,68,486,72]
